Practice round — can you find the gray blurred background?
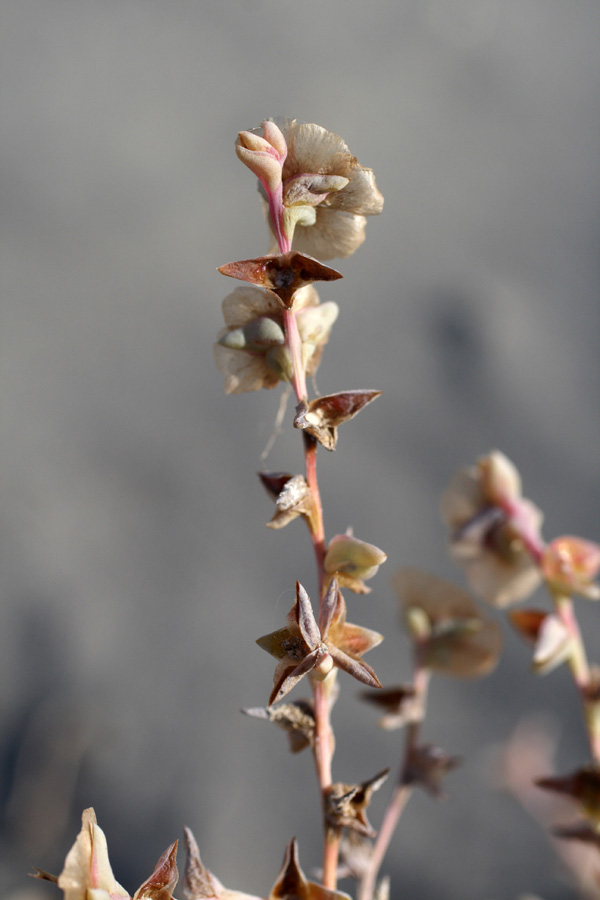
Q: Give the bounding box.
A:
[2,1,600,898]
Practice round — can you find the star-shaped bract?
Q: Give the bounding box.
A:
[256,580,382,706]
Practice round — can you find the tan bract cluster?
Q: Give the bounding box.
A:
[214,285,338,394]
[260,118,383,260]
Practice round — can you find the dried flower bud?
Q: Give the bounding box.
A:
[541,536,600,600]
[536,765,600,828]
[242,700,317,753]
[552,822,600,848]
[236,121,287,194]
[325,770,390,837]
[294,390,382,451]
[395,569,502,678]
[258,472,315,530]
[324,533,387,594]
[360,685,424,730]
[403,744,461,797]
[509,608,573,675]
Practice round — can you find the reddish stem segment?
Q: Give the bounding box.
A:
[270,182,338,887]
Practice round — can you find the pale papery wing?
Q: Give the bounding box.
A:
[292,284,320,311]
[292,208,367,260]
[213,345,279,395]
[326,166,383,216]
[278,120,354,179]
[221,286,281,328]
[463,552,542,608]
[422,620,503,678]
[394,568,479,622]
[440,466,484,528]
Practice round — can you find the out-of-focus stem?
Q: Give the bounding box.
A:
[501,497,545,564]
[553,592,600,762]
[322,828,342,891]
[357,784,411,900]
[359,667,430,900]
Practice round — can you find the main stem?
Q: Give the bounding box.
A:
[282,303,338,888]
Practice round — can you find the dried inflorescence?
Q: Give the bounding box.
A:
[541,536,600,600]
[325,770,389,837]
[441,451,544,607]
[237,119,383,260]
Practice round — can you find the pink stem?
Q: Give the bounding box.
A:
[358,785,411,900]
[264,182,291,254]
[266,173,337,884]
[282,308,307,403]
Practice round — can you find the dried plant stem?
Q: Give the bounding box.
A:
[553,592,600,762]
[357,784,411,900]
[282,307,338,886]
[359,668,430,900]
[304,434,326,584]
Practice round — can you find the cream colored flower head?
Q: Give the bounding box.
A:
[214,284,338,394]
[256,118,383,260]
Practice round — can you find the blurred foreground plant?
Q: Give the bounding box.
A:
[35,120,600,899]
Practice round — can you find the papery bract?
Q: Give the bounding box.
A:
[294,390,382,451]
[269,118,384,260]
[214,285,337,394]
[395,568,502,678]
[324,532,387,594]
